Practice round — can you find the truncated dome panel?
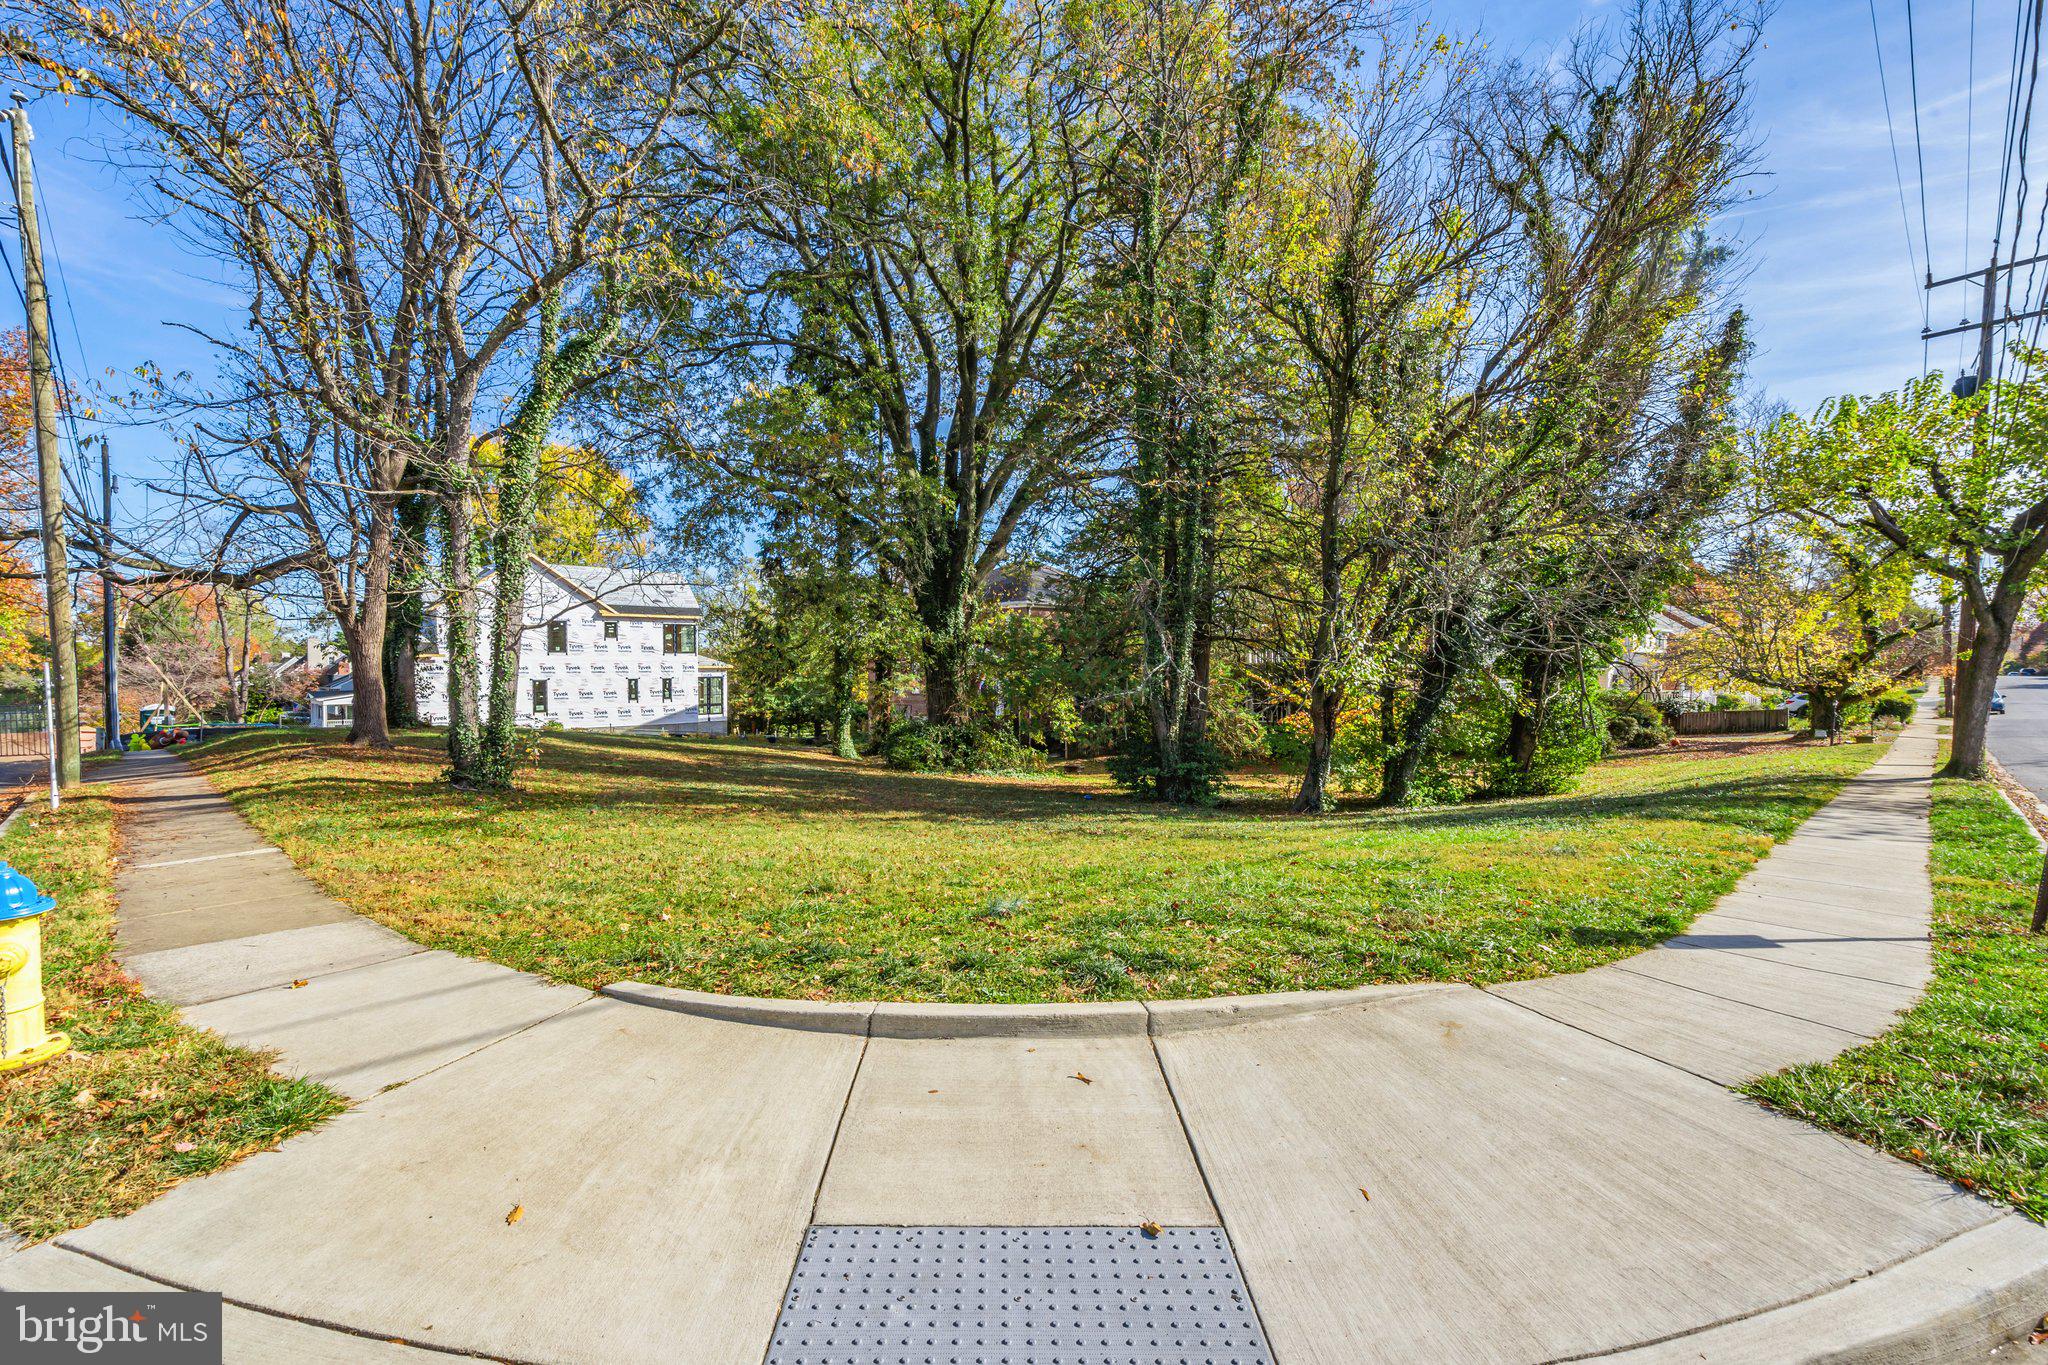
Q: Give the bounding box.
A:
[766,1225,1274,1365]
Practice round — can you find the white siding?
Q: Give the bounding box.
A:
[416,570,727,734]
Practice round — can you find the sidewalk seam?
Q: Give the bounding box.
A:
[1535,1218,2002,1362]
[1603,962,1892,1038]
[1141,1011,1281,1360]
[1479,986,1746,1092]
[759,1028,873,1365]
[52,1243,530,1363]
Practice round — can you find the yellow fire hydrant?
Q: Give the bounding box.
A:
[0,860,68,1074]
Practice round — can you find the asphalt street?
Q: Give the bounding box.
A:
[1987,672,2048,805]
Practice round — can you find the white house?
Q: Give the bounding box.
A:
[306,676,358,730]
[310,557,730,734]
[1605,605,1718,700]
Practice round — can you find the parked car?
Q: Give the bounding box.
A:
[1991,692,2007,715]
[2022,667,2039,676]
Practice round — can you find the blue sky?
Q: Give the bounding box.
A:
[1,0,2011,508]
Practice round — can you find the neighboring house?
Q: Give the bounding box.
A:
[273,639,347,700]
[306,675,358,729]
[414,557,730,735]
[1605,605,1717,699]
[892,564,1071,721]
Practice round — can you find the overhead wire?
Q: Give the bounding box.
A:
[1869,0,1931,319]
[2000,0,2045,388]
[0,129,105,525]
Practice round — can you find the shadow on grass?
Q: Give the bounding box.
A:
[180,726,1869,857]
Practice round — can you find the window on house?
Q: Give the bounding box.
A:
[603,621,618,640]
[546,621,568,653]
[531,680,549,714]
[698,675,725,716]
[663,623,698,654]
[661,676,673,704]
[627,678,639,703]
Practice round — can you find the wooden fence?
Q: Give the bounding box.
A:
[1669,707,1789,736]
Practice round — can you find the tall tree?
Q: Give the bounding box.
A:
[1665,535,1935,737]
[1090,0,1354,803]
[665,0,1106,722]
[1761,365,2048,777]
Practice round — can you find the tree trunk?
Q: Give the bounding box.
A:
[1505,651,1555,774]
[441,410,483,780]
[475,296,626,790]
[383,486,430,728]
[1808,690,1839,741]
[1945,598,2013,778]
[830,517,861,759]
[346,497,396,748]
[1380,621,1467,807]
[1295,681,1341,813]
[916,571,974,724]
[869,649,896,738]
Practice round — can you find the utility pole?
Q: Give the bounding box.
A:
[9,102,81,789]
[100,438,123,753]
[1922,247,2048,714]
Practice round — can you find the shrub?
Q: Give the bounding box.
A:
[1599,689,1672,750]
[1108,733,1226,805]
[1873,691,1916,722]
[880,720,1045,774]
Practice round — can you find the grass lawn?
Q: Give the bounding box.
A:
[0,789,345,1242]
[184,728,1883,1003]
[1745,772,2048,1222]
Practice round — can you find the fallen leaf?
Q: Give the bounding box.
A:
[173,1142,196,1153]
[288,980,309,989]
[71,1090,94,1109]
[1071,1072,1092,1085]
[1908,1147,1926,1160]
[1359,1187,1371,1202]
[505,1205,524,1225]
[1138,1221,1162,1238]
[927,1089,939,1094]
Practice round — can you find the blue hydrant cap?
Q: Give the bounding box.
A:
[0,861,55,922]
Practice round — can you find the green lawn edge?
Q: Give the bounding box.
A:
[182,727,1884,1004]
[1743,774,2048,1222]
[0,788,347,1243]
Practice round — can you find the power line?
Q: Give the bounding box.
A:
[1906,0,1933,312]
[1869,0,1929,315]
[0,132,104,519]
[1962,0,1978,371]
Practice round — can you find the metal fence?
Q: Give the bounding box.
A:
[0,704,47,757]
[1669,707,1789,736]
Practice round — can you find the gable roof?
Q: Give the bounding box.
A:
[1655,605,1713,633]
[533,558,705,619]
[309,675,355,701]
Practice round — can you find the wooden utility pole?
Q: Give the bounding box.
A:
[100,438,123,752]
[9,103,81,789]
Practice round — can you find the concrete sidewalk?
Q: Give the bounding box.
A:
[6,716,2045,1363]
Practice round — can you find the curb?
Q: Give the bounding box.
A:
[1600,1216,2048,1362]
[599,978,1466,1038]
